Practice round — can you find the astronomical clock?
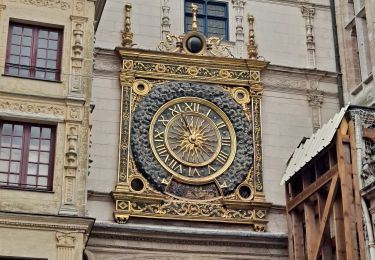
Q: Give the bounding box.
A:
[113,5,270,231]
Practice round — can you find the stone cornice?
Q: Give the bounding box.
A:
[90,222,288,248]
[247,0,331,10]
[0,211,95,234]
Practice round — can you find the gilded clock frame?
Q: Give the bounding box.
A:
[113,47,270,231]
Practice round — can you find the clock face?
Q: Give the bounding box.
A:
[150,97,236,184]
[131,82,253,199]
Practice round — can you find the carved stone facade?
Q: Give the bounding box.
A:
[0,0,95,258]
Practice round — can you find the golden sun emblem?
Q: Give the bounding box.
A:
[166,113,221,167]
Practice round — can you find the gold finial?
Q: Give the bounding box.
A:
[247,14,258,60]
[122,4,134,47]
[191,3,198,31]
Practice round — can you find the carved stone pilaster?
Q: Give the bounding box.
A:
[307,89,324,132]
[122,4,134,47]
[161,0,171,40]
[232,0,246,58]
[59,125,79,215]
[56,232,76,260]
[301,6,316,68]
[69,16,88,97]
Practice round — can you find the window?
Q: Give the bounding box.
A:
[5,23,63,81]
[185,0,228,40]
[0,122,55,190]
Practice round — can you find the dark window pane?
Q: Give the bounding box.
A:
[40,152,49,163]
[8,67,18,75]
[11,149,21,161]
[0,173,7,182]
[31,127,40,138]
[13,26,22,35]
[8,174,19,184]
[11,35,21,44]
[46,60,56,69]
[207,4,225,17]
[0,148,10,159]
[9,55,19,64]
[10,161,20,173]
[46,72,56,81]
[1,136,11,147]
[10,45,20,55]
[0,160,9,172]
[19,69,30,77]
[37,49,47,58]
[22,36,32,46]
[40,140,50,151]
[29,139,39,150]
[3,124,13,135]
[28,163,37,175]
[35,70,46,79]
[49,40,58,50]
[38,39,47,48]
[38,177,48,187]
[47,50,57,60]
[26,176,36,186]
[23,28,32,36]
[49,31,58,40]
[41,128,51,139]
[36,59,46,68]
[20,57,30,66]
[39,30,48,39]
[13,125,23,136]
[12,137,22,148]
[28,151,38,163]
[21,47,31,56]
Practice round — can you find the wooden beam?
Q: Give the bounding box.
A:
[336,121,358,260]
[303,177,317,259]
[312,174,339,260]
[286,165,338,212]
[285,186,295,260]
[292,211,306,260]
[362,127,375,143]
[333,192,346,260]
[349,121,366,260]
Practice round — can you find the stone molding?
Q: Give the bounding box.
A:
[0,211,94,232]
[161,0,171,40]
[19,0,71,10]
[232,0,246,58]
[89,222,288,249]
[301,5,316,68]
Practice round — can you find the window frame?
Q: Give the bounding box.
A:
[184,0,229,41]
[4,22,63,82]
[0,121,56,191]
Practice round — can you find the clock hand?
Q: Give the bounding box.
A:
[181,113,193,135]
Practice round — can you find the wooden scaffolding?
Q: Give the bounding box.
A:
[283,116,368,260]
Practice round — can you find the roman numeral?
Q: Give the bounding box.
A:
[208,164,216,175]
[169,159,183,173]
[216,121,226,129]
[154,130,164,142]
[157,114,169,126]
[222,137,231,146]
[184,102,200,113]
[188,167,201,177]
[216,150,229,164]
[156,144,167,155]
[168,104,182,116]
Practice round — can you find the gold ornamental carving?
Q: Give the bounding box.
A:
[114,10,269,230]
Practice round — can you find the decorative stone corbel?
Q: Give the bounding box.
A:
[247,14,258,60]
[232,0,246,57]
[301,5,316,68]
[69,16,88,97]
[59,125,79,215]
[121,4,135,47]
[307,88,324,132]
[56,232,76,260]
[161,0,171,39]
